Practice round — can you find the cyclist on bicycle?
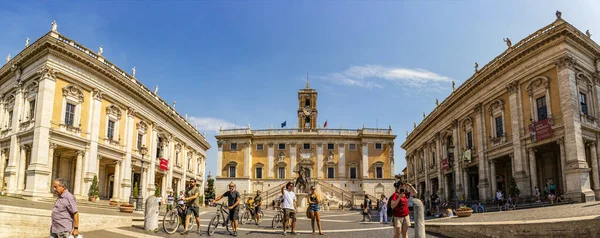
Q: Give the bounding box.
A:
[214,182,241,237]
[253,190,263,225]
[181,178,201,235]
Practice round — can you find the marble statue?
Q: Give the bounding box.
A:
[98,45,103,56]
[452,81,456,91]
[423,112,426,119]
[294,167,311,194]
[413,122,416,129]
[436,98,439,106]
[185,113,188,120]
[503,38,512,48]
[132,67,136,77]
[586,30,592,38]
[6,54,10,63]
[556,10,562,19]
[475,62,479,73]
[25,37,30,47]
[154,85,159,94]
[172,101,177,109]
[51,20,57,32]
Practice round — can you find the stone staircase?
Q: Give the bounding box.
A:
[482,200,575,213]
[37,197,121,210]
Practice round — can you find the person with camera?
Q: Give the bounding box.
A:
[390,182,417,238]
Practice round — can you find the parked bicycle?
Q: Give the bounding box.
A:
[207,203,233,236]
[271,206,284,229]
[241,204,264,225]
[162,203,195,234]
[471,202,486,213]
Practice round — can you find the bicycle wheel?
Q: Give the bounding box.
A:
[271,212,282,229]
[163,210,180,234]
[240,211,249,225]
[207,215,219,236]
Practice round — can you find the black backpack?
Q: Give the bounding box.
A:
[387,193,395,217]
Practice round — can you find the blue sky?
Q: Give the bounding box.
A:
[1,1,599,180]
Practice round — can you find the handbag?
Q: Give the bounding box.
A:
[306,206,311,218]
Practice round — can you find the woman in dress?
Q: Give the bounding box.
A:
[308,186,324,235]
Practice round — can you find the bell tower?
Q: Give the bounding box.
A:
[298,81,318,130]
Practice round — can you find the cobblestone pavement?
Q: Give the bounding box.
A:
[428,201,600,223]
[85,209,446,238]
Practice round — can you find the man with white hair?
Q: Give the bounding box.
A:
[50,178,79,238]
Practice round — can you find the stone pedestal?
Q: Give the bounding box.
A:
[297,193,308,209]
[413,199,425,238]
[144,196,158,232]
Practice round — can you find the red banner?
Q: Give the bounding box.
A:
[159,158,169,171]
[530,118,553,142]
[442,158,449,170]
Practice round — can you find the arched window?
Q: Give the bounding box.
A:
[305,99,311,107]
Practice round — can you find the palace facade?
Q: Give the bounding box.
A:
[0,23,210,201]
[215,84,396,204]
[402,15,600,203]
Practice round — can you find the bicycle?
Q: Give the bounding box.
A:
[207,203,233,236]
[471,202,486,213]
[271,206,284,229]
[241,205,264,225]
[162,203,196,234]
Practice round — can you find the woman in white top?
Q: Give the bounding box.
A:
[378,194,388,224]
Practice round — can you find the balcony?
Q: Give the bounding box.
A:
[59,123,82,135]
[19,118,34,131]
[103,137,122,149]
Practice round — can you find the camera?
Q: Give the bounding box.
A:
[393,180,402,189]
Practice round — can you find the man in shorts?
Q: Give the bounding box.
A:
[253,190,263,225]
[214,182,241,237]
[281,182,298,235]
[391,183,417,238]
[181,178,201,235]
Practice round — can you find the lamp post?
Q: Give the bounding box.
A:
[136,145,148,211]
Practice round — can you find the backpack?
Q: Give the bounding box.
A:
[386,193,395,217]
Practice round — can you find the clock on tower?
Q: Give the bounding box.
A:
[298,82,318,130]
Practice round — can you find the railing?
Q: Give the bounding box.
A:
[220,127,393,136]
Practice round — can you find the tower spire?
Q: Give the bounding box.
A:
[306,73,310,89]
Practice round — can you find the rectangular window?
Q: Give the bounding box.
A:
[327,167,335,178]
[278,143,286,150]
[376,167,383,179]
[375,143,382,150]
[581,93,588,116]
[230,143,237,151]
[156,138,163,158]
[467,131,473,149]
[278,167,286,179]
[536,96,548,121]
[349,144,356,150]
[350,167,357,179]
[229,166,236,178]
[65,103,76,126]
[256,144,264,150]
[107,120,115,140]
[495,116,504,137]
[327,143,335,150]
[28,100,35,119]
[137,133,143,150]
[303,143,311,150]
[7,110,13,127]
[256,167,263,179]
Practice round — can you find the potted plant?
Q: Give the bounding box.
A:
[119,203,135,213]
[109,200,118,206]
[455,206,473,217]
[88,175,99,202]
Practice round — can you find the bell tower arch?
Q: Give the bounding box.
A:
[298,81,318,130]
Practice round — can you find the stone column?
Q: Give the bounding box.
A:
[112,161,121,201]
[490,159,497,196]
[73,150,84,196]
[362,142,369,178]
[243,142,251,178]
[587,141,600,199]
[47,143,57,192]
[123,108,136,196]
[423,145,429,196]
[166,138,174,193]
[389,142,395,178]
[317,143,324,179]
[6,80,24,194]
[338,144,345,178]
[182,147,187,189]
[436,135,443,196]
[463,168,469,200]
[557,138,567,194]
[86,88,103,184]
[290,143,297,178]
[0,149,6,191]
[147,123,157,194]
[555,55,595,202]
[452,120,462,197]
[506,81,529,196]
[17,144,29,192]
[474,103,489,201]
[216,142,223,177]
[267,143,274,178]
[528,148,538,195]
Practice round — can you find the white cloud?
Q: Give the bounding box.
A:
[188,116,238,133]
[318,65,452,90]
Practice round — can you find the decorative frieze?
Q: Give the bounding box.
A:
[555,55,576,71]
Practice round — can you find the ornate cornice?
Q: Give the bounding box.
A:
[505,80,519,94]
[37,65,57,81]
[92,88,104,101]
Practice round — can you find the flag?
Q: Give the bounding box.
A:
[281,121,287,128]
[323,120,328,128]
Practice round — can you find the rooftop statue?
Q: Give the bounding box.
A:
[556,10,562,19]
[132,67,136,77]
[474,62,479,73]
[436,98,439,106]
[25,37,30,48]
[586,30,592,38]
[6,54,10,63]
[51,20,57,32]
[154,85,159,94]
[452,81,456,91]
[503,38,512,48]
[98,45,103,56]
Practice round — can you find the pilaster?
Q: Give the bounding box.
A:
[338,143,345,178]
[290,143,297,178]
[267,143,274,178]
[507,80,529,196]
[473,103,489,200]
[362,142,368,178]
[317,143,324,179]
[216,141,223,177]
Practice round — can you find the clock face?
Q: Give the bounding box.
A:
[303,107,311,116]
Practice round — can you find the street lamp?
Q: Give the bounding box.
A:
[136,145,148,211]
